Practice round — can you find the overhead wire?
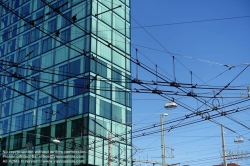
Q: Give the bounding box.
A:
[1,0,245,118]
[130,18,250,134]
[1,1,248,163]
[132,105,250,139]
[2,60,250,92]
[126,5,250,134]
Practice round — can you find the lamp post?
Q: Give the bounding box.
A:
[221,125,227,166]
[161,113,168,166]
[161,100,178,166]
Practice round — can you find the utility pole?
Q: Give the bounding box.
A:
[108,132,112,166]
[221,124,227,166]
[161,114,168,166]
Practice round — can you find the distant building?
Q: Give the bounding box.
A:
[213,163,239,166]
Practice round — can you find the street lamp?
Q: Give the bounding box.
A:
[52,138,60,144]
[164,101,177,110]
[161,100,178,166]
[234,136,244,143]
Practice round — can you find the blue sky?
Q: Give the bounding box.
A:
[130,1,250,165]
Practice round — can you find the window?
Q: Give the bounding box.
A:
[125,73,131,89]
[18,48,26,62]
[61,28,70,43]
[68,98,79,117]
[27,130,36,144]
[85,56,91,72]
[100,81,111,99]
[42,52,53,67]
[48,2,57,18]
[71,118,86,137]
[98,2,111,24]
[1,102,10,118]
[55,47,68,63]
[53,85,65,100]
[40,73,51,88]
[10,24,17,37]
[48,19,56,33]
[55,123,66,138]
[26,94,35,109]
[7,69,13,83]
[113,31,125,50]
[126,110,132,125]
[114,87,125,105]
[97,59,107,77]
[31,75,39,90]
[69,59,81,77]
[100,0,111,8]
[0,44,5,56]
[99,100,111,119]
[13,134,22,149]
[113,51,126,69]
[95,118,107,137]
[83,95,89,113]
[58,0,68,11]
[23,32,30,46]
[89,96,96,114]
[1,2,9,16]
[126,92,131,107]
[112,67,122,85]
[114,14,125,34]
[31,58,41,74]
[24,16,32,31]
[0,119,9,134]
[12,0,20,8]
[97,41,112,61]
[35,0,44,9]
[59,64,68,81]
[42,38,52,53]
[0,89,5,102]
[112,104,122,122]
[90,76,96,93]
[89,55,96,71]
[2,29,9,41]
[71,19,85,40]
[11,13,18,23]
[61,11,71,27]
[41,107,51,124]
[36,9,44,24]
[56,103,67,120]
[1,15,8,27]
[8,39,16,52]
[1,137,7,151]
[5,86,11,99]
[18,81,26,93]
[29,43,39,58]
[40,126,50,144]
[74,78,84,95]
[18,65,25,77]
[7,54,15,63]
[38,97,48,106]
[15,115,23,130]
[21,3,30,16]
[13,97,24,114]
[30,29,40,42]
[23,112,34,128]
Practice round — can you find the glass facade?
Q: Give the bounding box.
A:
[0,0,131,165]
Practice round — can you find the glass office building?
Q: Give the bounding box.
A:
[0,0,131,165]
